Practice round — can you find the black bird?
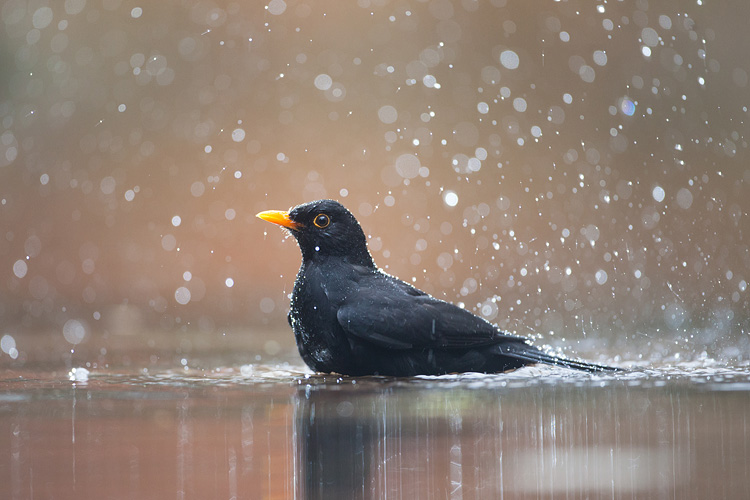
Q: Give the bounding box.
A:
[257,199,616,376]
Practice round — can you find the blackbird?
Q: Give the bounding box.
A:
[257,199,616,376]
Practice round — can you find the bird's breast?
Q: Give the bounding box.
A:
[289,269,353,373]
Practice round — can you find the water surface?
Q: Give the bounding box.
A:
[2,360,749,499]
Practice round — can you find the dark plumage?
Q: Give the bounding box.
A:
[257,199,616,376]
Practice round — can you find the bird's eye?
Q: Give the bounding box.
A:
[313,213,330,228]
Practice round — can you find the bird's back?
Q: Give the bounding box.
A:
[289,258,530,375]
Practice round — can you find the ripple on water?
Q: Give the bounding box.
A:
[51,359,750,393]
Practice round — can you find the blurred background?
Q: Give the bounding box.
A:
[1,0,748,368]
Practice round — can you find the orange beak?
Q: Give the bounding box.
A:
[256,210,302,230]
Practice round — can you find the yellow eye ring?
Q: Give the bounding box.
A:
[313,213,330,228]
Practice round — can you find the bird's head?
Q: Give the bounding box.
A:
[257,199,375,267]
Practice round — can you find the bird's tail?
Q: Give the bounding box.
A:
[500,343,619,373]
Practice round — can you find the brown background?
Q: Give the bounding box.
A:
[1,0,748,366]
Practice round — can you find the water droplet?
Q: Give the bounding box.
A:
[314,74,332,91]
[231,128,245,142]
[675,188,693,209]
[652,186,665,203]
[63,319,87,345]
[641,27,659,47]
[499,50,519,70]
[175,286,191,305]
[593,50,607,66]
[378,105,398,124]
[620,97,635,116]
[513,97,527,112]
[595,270,608,285]
[267,0,287,15]
[443,191,459,207]
[32,7,54,30]
[12,260,28,279]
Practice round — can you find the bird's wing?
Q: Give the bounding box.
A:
[336,285,517,350]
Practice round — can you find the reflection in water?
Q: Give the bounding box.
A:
[295,375,714,499]
[4,366,747,499]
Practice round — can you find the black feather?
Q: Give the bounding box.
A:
[259,199,618,376]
